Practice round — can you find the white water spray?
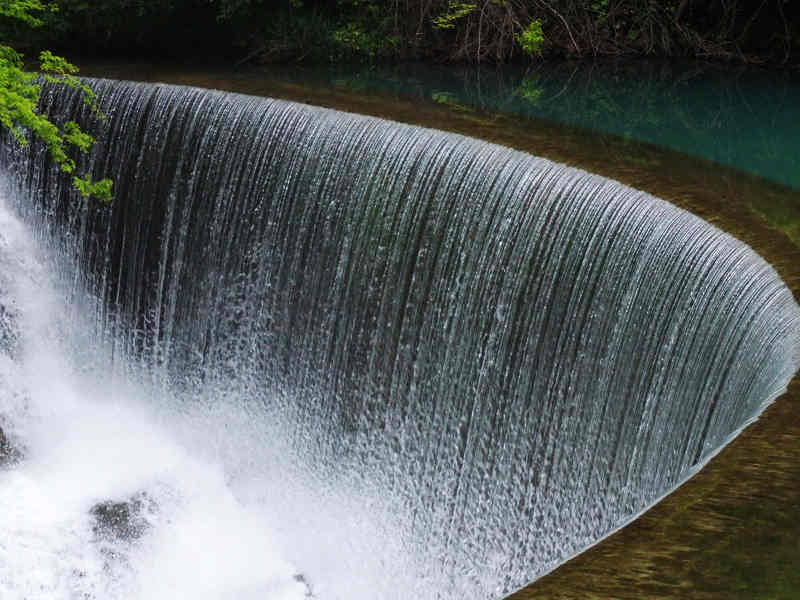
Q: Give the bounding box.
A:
[0,193,311,600]
[2,78,799,599]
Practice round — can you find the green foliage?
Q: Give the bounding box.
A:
[29,0,188,59]
[432,2,476,30]
[16,0,789,66]
[62,120,92,152]
[330,21,397,60]
[38,48,77,74]
[516,19,544,57]
[39,50,104,118]
[0,1,111,202]
[331,22,374,56]
[8,0,798,66]
[0,0,54,27]
[72,173,112,203]
[329,0,398,61]
[215,0,397,63]
[590,0,609,18]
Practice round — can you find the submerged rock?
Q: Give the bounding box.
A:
[90,492,153,541]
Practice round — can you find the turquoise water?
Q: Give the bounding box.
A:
[264,61,800,191]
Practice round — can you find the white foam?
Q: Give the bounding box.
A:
[0,196,309,600]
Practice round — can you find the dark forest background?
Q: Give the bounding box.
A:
[3,0,799,67]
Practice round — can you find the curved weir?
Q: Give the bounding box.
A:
[1,79,799,599]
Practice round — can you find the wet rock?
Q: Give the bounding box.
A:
[0,424,22,466]
[293,573,316,598]
[0,301,19,359]
[90,492,153,541]
[0,425,11,461]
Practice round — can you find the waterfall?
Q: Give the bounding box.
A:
[1,78,798,599]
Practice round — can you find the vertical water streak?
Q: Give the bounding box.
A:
[1,78,798,599]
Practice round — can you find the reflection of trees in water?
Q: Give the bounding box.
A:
[409,61,800,192]
[277,60,800,240]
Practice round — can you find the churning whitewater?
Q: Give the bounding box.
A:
[1,78,799,599]
[0,196,313,600]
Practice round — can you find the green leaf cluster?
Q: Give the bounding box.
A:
[432,2,476,30]
[329,0,399,61]
[0,0,54,27]
[0,0,112,202]
[516,19,544,56]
